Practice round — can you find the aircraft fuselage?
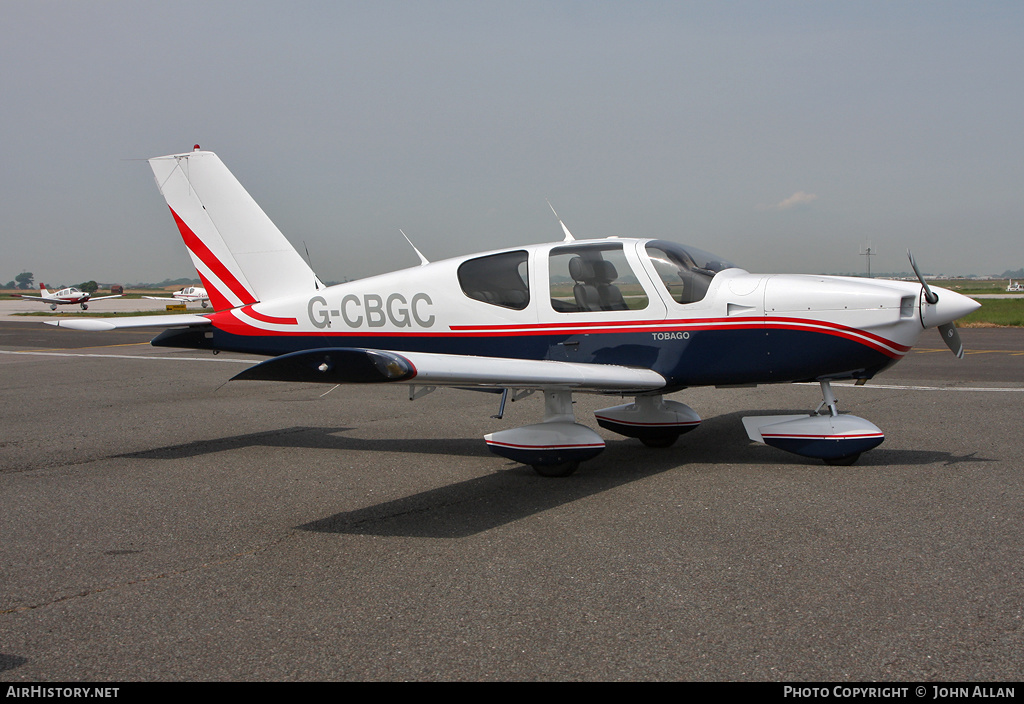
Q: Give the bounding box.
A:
[152,237,959,391]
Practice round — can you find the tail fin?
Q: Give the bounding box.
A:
[40,283,50,296]
[148,149,321,310]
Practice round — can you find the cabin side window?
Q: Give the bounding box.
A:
[457,250,530,310]
[548,243,649,313]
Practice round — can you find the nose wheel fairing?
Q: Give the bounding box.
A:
[742,413,884,461]
[742,381,884,464]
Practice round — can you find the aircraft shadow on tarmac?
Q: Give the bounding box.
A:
[115,426,493,461]
[0,653,28,673]
[116,413,993,539]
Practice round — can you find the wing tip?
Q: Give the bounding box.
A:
[44,318,117,331]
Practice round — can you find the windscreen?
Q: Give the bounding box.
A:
[645,241,737,305]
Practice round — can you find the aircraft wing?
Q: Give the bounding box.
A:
[231,347,666,393]
[87,295,123,302]
[140,295,205,303]
[43,314,212,331]
[141,295,206,302]
[17,295,52,303]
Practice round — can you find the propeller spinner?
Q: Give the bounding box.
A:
[907,249,979,358]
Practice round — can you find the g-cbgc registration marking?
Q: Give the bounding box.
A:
[308,294,434,329]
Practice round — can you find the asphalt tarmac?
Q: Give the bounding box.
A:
[1,320,1022,681]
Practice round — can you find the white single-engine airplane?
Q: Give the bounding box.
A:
[21,283,121,310]
[142,285,210,307]
[47,147,980,476]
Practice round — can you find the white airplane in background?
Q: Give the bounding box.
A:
[20,283,121,310]
[47,147,980,476]
[142,286,210,307]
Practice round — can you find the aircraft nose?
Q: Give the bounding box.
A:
[921,288,980,328]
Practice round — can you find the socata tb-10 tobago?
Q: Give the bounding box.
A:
[50,146,979,476]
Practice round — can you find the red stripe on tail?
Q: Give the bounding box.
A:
[168,207,257,309]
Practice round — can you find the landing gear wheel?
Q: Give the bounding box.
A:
[81,303,88,310]
[50,304,57,311]
[823,453,860,466]
[531,461,580,477]
[640,432,680,448]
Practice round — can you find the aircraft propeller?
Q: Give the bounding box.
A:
[907,249,966,358]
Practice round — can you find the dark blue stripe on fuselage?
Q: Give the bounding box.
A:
[151,326,899,387]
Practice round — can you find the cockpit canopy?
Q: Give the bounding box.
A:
[645,240,736,305]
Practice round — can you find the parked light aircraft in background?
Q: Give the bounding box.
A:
[20,283,121,310]
[47,147,980,476]
[142,286,210,307]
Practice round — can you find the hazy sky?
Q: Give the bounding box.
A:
[2,1,1022,285]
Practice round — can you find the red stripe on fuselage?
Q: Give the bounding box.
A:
[450,316,910,357]
[765,316,911,353]
[239,306,297,326]
[452,316,911,349]
[204,313,910,360]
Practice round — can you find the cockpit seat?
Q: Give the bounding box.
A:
[569,257,603,311]
[592,260,628,311]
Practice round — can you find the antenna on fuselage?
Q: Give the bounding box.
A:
[302,241,322,290]
[400,229,430,266]
[546,200,575,242]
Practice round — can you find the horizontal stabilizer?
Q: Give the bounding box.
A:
[44,315,212,331]
[232,347,666,392]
